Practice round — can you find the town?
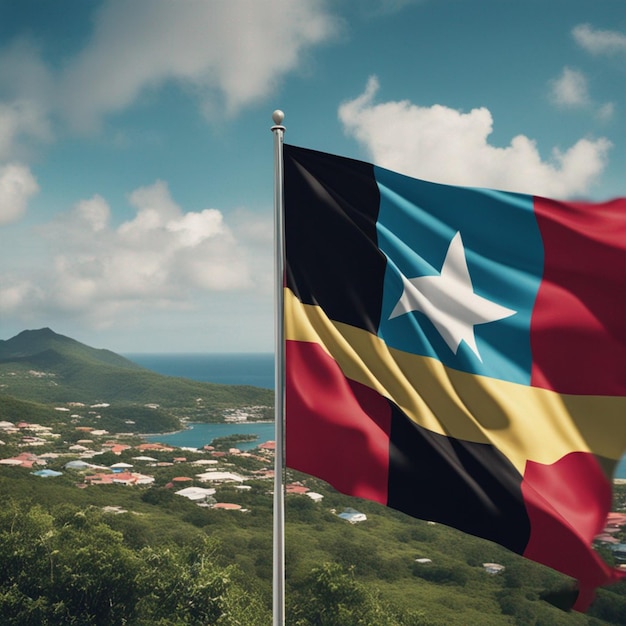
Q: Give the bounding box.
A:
[0,412,331,513]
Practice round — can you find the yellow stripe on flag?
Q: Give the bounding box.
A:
[285,288,625,474]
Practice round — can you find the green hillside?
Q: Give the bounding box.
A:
[0,328,273,410]
[0,463,624,625]
[0,328,141,370]
[0,394,56,424]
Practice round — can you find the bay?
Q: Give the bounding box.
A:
[128,353,276,450]
[144,421,275,451]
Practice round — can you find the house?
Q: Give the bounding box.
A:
[32,469,63,478]
[286,483,309,495]
[109,445,131,455]
[84,471,154,486]
[175,486,216,502]
[113,472,154,486]
[110,462,133,472]
[0,452,46,468]
[135,442,174,453]
[611,544,626,562]
[212,503,243,511]
[65,460,94,470]
[172,476,193,484]
[606,512,626,528]
[338,508,367,524]
[196,471,245,483]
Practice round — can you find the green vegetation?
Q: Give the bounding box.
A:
[210,433,259,449]
[0,328,273,433]
[0,394,57,424]
[0,494,270,625]
[0,468,624,625]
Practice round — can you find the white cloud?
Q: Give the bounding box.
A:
[0,38,54,164]
[0,99,52,162]
[0,163,39,225]
[0,279,42,314]
[548,67,615,120]
[573,24,626,56]
[596,102,615,121]
[358,0,426,16]
[0,180,271,327]
[338,76,611,198]
[0,1,337,138]
[0,38,53,103]
[73,195,110,232]
[549,67,589,108]
[56,0,338,132]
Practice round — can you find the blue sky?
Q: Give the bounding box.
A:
[0,0,624,353]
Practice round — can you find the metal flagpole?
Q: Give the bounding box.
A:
[271,109,286,626]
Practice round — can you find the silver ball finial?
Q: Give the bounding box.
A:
[272,110,285,125]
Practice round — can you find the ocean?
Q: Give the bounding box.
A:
[126,353,274,389]
[126,353,626,478]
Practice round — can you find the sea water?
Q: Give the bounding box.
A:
[125,353,275,451]
[143,421,276,451]
[126,353,274,389]
[126,352,626,477]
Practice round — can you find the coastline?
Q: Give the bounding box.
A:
[139,419,274,439]
[141,420,276,451]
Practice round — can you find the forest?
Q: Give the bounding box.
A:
[0,459,624,626]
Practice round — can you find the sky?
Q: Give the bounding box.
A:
[0,0,624,354]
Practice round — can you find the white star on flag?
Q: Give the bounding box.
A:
[389,231,516,362]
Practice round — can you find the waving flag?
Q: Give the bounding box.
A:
[283,144,626,611]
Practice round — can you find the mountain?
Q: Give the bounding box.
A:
[0,327,140,369]
[0,328,274,410]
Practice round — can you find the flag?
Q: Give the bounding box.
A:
[283,143,626,611]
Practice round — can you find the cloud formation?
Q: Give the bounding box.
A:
[1,181,271,327]
[338,76,611,198]
[548,67,590,108]
[0,0,338,135]
[0,163,39,225]
[572,24,626,56]
[0,0,338,224]
[57,0,338,131]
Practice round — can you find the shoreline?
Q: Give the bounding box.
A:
[140,420,275,440]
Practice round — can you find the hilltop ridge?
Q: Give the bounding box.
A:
[0,327,141,370]
[0,328,274,410]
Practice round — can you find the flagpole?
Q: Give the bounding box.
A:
[271,109,286,626]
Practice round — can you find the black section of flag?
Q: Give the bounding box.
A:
[387,401,531,555]
[284,144,387,334]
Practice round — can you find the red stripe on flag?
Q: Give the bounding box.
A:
[285,340,391,504]
[521,451,624,610]
[531,197,626,395]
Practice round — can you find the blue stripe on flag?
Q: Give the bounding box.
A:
[374,165,543,384]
